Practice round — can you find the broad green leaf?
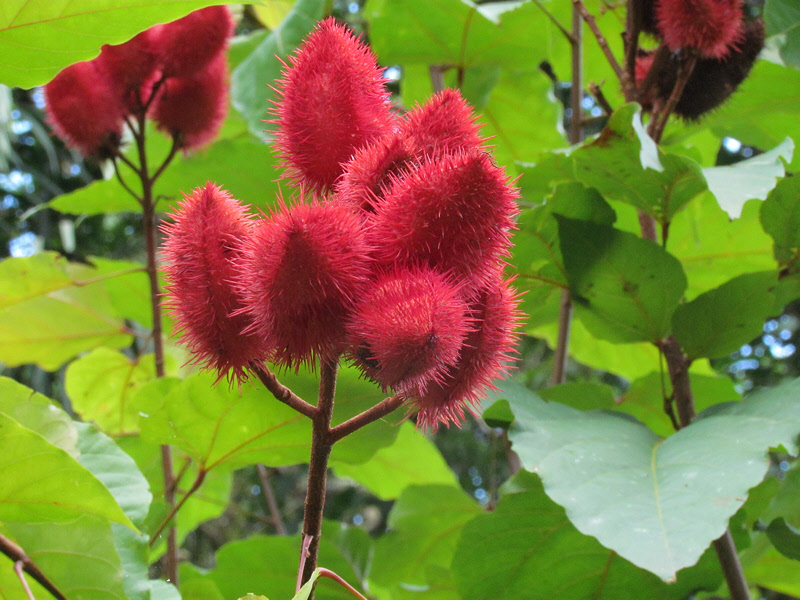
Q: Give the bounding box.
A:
[136,372,310,471]
[0,411,134,528]
[322,522,373,588]
[253,0,295,30]
[231,0,326,139]
[75,422,152,527]
[503,379,800,580]
[747,548,800,596]
[0,1,237,89]
[0,376,78,455]
[618,373,740,438]
[765,0,800,68]
[112,525,180,600]
[0,516,127,600]
[452,473,720,600]
[702,138,793,219]
[704,61,800,169]
[667,193,775,300]
[672,271,779,360]
[332,422,457,500]
[200,530,363,600]
[572,104,707,224]
[766,518,800,560]
[760,173,800,269]
[66,348,157,435]
[539,381,616,412]
[557,217,687,344]
[370,485,481,592]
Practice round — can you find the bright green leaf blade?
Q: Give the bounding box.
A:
[0,516,127,600]
[66,347,156,435]
[253,0,295,30]
[75,422,152,527]
[452,473,720,600]
[136,372,310,471]
[557,217,687,343]
[331,422,458,500]
[760,173,800,268]
[0,376,78,455]
[0,1,237,88]
[747,548,800,596]
[702,138,793,219]
[668,193,775,300]
[572,104,707,223]
[503,379,800,580]
[672,271,778,360]
[370,485,481,592]
[231,0,326,139]
[766,518,800,560]
[112,524,179,600]
[0,411,134,528]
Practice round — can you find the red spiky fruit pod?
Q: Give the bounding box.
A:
[152,52,229,151]
[655,0,744,59]
[401,88,484,159]
[239,198,373,370]
[152,6,234,77]
[272,17,393,194]
[97,30,160,110]
[411,274,522,430]
[334,133,415,214]
[43,60,124,158]
[161,182,265,383]
[347,267,470,393]
[369,149,519,287]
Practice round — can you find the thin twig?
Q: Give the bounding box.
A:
[328,393,405,443]
[149,135,182,187]
[573,0,628,89]
[588,81,614,115]
[713,531,751,600]
[318,568,368,600]
[149,469,207,547]
[428,65,447,94]
[257,464,287,535]
[113,159,142,204]
[532,0,574,42]
[0,534,67,600]
[14,562,35,600]
[250,363,317,419]
[649,53,698,144]
[623,0,641,101]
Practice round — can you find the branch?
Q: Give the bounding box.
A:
[532,0,574,43]
[329,393,406,443]
[318,569,368,600]
[251,363,317,419]
[112,159,142,204]
[257,464,287,535]
[149,135,182,187]
[588,81,614,116]
[573,0,628,90]
[648,53,697,144]
[14,562,35,600]
[0,533,67,600]
[149,469,207,547]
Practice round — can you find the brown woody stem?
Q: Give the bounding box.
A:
[329,393,405,443]
[251,363,317,419]
[0,534,67,600]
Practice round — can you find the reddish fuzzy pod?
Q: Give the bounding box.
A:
[161,182,265,383]
[412,274,522,431]
[655,0,744,59]
[335,133,415,214]
[43,60,124,158]
[152,52,228,151]
[401,89,484,159]
[272,17,393,194]
[152,6,234,77]
[97,29,159,110]
[239,199,373,370]
[370,149,519,287]
[347,268,470,393]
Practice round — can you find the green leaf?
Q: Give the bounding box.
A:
[66,348,157,435]
[201,531,363,600]
[672,271,779,360]
[231,0,326,138]
[0,411,134,528]
[112,524,180,600]
[0,1,238,89]
[503,379,800,580]
[135,372,310,471]
[766,518,800,560]
[667,193,775,300]
[0,376,78,455]
[331,422,458,500]
[75,422,152,527]
[451,473,720,600]
[761,173,800,269]
[557,217,687,343]
[765,0,800,68]
[370,485,482,593]
[0,516,127,600]
[702,138,793,219]
[572,104,708,224]
[539,381,616,411]
[747,547,800,596]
